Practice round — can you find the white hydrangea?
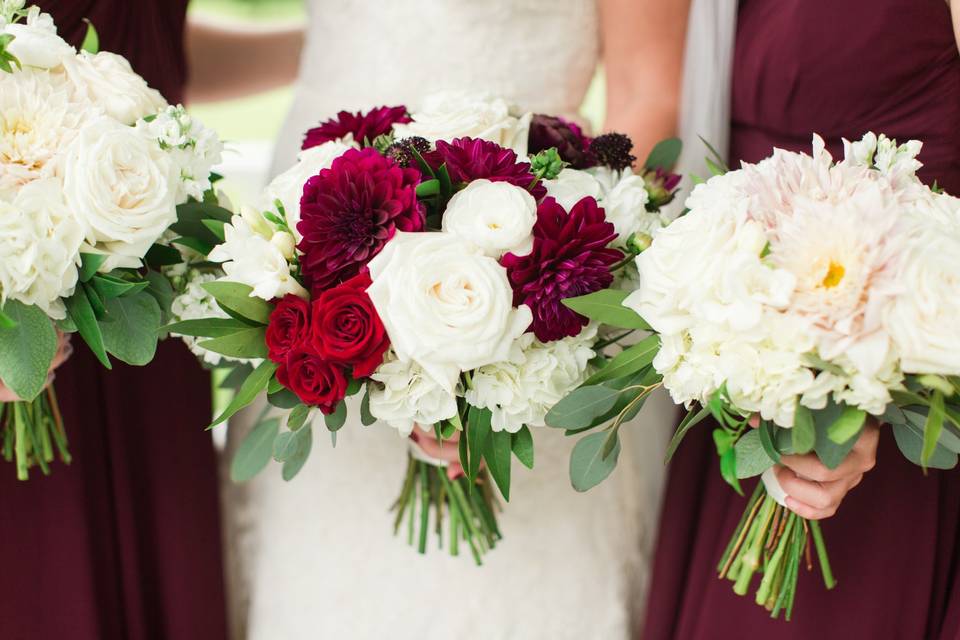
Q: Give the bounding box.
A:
[169,271,241,366]
[368,351,459,436]
[207,209,307,301]
[0,179,83,318]
[136,104,223,202]
[466,327,597,433]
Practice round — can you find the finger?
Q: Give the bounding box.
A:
[774,466,857,511]
[784,496,837,521]
[410,431,460,464]
[779,449,871,482]
[0,384,20,402]
[748,414,760,429]
[447,461,465,481]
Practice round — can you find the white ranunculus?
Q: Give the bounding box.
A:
[207,213,307,301]
[63,51,167,125]
[393,90,531,156]
[62,117,179,269]
[262,140,354,240]
[368,352,459,436]
[367,232,532,393]
[0,179,83,318]
[0,68,96,191]
[884,192,960,374]
[441,179,536,258]
[466,326,596,433]
[136,105,223,202]
[3,7,74,69]
[543,168,602,212]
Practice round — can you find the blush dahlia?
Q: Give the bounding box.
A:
[297,147,424,294]
[301,105,411,150]
[426,137,547,200]
[501,197,622,342]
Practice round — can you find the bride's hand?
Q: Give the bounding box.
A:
[750,414,880,520]
[0,333,73,403]
[409,424,467,480]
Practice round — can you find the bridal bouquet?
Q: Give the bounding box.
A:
[0,3,222,478]
[166,90,680,562]
[552,133,960,618]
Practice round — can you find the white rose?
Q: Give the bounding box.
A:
[366,232,532,393]
[62,117,179,269]
[0,68,96,191]
[64,51,167,124]
[393,90,531,156]
[263,140,354,240]
[466,327,596,433]
[0,179,83,318]
[368,351,459,436]
[441,179,536,258]
[207,214,307,301]
[3,7,74,69]
[589,166,660,242]
[543,168,602,212]
[884,193,960,374]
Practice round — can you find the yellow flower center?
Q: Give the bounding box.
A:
[2,118,32,136]
[821,261,846,289]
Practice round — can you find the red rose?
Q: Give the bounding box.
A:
[265,294,312,363]
[310,273,389,378]
[276,347,348,413]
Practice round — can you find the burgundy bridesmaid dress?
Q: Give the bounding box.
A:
[0,3,229,639]
[643,1,960,639]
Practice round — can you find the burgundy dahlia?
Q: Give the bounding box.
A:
[527,114,596,169]
[425,137,547,200]
[301,105,411,150]
[297,147,424,294]
[501,197,622,342]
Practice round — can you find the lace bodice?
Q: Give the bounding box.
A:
[271,0,599,171]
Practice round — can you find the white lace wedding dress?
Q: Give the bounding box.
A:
[223,2,673,638]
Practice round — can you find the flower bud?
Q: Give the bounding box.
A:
[240,205,273,239]
[627,232,652,254]
[270,230,297,260]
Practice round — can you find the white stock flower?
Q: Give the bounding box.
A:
[842,132,923,190]
[207,213,307,301]
[466,327,596,433]
[393,90,531,156]
[883,191,960,375]
[2,7,74,69]
[0,68,95,191]
[263,140,354,240]
[0,179,83,318]
[62,117,179,269]
[136,105,223,202]
[366,232,532,393]
[368,352,458,436]
[441,179,536,258]
[169,270,250,366]
[63,51,167,125]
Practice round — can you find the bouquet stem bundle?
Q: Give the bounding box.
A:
[392,455,501,565]
[1,387,70,480]
[718,484,835,620]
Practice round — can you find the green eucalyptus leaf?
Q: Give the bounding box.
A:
[78,253,108,282]
[230,417,279,482]
[268,387,300,409]
[198,327,268,359]
[163,317,251,338]
[100,292,161,366]
[582,335,659,386]
[561,289,651,330]
[813,401,862,469]
[202,219,226,243]
[80,18,99,54]
[544,385,620,429]
[91,274,149,301]
[827,406,867,445]
[324,401,347,431]
[791,405,816,454]
[171,236,214,256]
[282,425,313,481]
[511,425,534,469]
[219,362,254,391]
[0,301,58,400]
[210,359,277,428]
[64,288,110,368]
[466,406,492,483]
[643,137,682,171]
[144,243,183,268]
[893,418,957,470]
[360,388,376,426]
[485,430,512,501]
[287,404,311,431]
[570,430,621,492]
[664,405,710,463]
[201,281,273,325]
[922,392,946,469]
[735,429,776,478]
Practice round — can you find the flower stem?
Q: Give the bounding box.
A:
[810,520,836,589]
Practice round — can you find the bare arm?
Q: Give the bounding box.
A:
[184,13,305,104]
[599,0,691,163]
[952,0,960,51]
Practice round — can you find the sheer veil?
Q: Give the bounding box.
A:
[676,0,738,180]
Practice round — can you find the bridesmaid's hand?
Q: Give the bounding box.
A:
[0,333,73,402]
[753,416,880,520]
[409,424,466,480]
